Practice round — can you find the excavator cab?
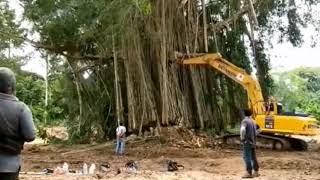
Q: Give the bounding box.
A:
[264,102,274,114]
[257,97,319,137]
[277,103,283,114]
[264,97,281,115]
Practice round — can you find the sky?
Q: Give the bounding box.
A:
[7,0,320,77]
[269,43,320,72]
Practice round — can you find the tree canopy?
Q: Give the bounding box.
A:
[273,67,320,120]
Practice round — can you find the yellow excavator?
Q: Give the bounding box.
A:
[176,52,319,150]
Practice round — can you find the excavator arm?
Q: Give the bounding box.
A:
[177,53,265,116]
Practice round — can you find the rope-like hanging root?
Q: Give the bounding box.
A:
[246,0,259,28]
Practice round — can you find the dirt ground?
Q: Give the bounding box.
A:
[19,139,320,180]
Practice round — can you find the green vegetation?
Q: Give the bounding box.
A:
[273,67,320,120]
[0,57,67,125]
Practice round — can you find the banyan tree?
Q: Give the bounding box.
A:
[13,0,320,141]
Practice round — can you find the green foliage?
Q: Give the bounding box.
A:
[132,0,151,15]
[21,0,151,55]
[224,30,252,73]
[0,55,68,128]
[46,57,70,125]
[286,0,303,46]
[254,40,274,98]
[0,57,45,124]
[258,0,320,47]
[273,68,320,120]
[16,75,45,122]
[0,0,23,51]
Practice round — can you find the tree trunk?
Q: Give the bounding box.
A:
[44,55,49,125]
[190,67,205,129]
[160,0,169,126]
[202,0,208,52]
[113,34,122,126]
[124,59,136,130]
[67,59,83,133]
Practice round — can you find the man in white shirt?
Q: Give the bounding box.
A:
[115,122,126,155]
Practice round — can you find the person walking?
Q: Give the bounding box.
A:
[0,67,36,180]
[240,109,259,178]
[115,122,126,155]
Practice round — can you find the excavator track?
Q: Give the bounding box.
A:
[222,133,308,151]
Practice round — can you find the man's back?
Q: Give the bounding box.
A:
[0,93,36,172]
[240,117,257,145]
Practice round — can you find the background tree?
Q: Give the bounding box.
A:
[0,0,23,54]
[0,0,67,131]
[273,67,320,120]
[0,57,45,124]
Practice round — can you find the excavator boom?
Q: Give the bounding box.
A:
[178,53,265,116]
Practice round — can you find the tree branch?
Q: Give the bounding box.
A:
[0,30,107,61]
[209,0,261,33]
[209,6,249,32]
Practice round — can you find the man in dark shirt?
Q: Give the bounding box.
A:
[0,67,36,180]
[240,109,259,178]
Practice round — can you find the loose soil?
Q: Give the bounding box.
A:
[20,140,320,180]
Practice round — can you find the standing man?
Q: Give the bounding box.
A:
[240,109,259,178]
[0,67,36,180]
[115,122,126,155]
